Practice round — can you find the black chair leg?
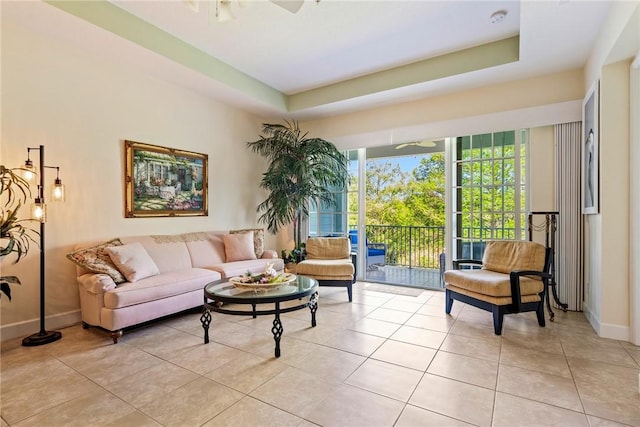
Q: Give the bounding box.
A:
[536,301,546,327]
[445,289,454,314]
[492,306,504,335]
[346,284,353,302]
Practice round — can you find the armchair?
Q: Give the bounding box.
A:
[295,237,356,301]
[348,230,387,269]
[444,240,551,335]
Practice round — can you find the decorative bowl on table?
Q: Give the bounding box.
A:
[229,268,297,291]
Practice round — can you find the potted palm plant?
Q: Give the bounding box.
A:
[247,121,349,260]
[1,165,38,300]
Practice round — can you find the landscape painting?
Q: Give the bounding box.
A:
[124,140,208,218]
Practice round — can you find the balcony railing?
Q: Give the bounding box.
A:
[352,225,446,269]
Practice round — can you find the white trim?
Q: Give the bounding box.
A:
[599,323,631,342]
[0,310,81,342]
[630,56,640,345]
[583,303,601,335]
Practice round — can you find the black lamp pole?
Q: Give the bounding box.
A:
[22,145,62,347]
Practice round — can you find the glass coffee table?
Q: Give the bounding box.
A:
[201,275,319,357]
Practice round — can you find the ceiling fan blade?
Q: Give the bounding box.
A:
[417,140,436,147]
[395,143,411,150]
[270,0,304,13]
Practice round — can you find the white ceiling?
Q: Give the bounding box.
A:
[2,0,613,120]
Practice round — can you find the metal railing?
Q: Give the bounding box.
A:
[352,225,446,269]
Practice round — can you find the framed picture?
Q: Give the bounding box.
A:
[581,80,599,214]
[124,140,208,218]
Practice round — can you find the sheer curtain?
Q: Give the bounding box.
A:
[555,122,583,311]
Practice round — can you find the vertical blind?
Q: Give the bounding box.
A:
[555,122,584,311]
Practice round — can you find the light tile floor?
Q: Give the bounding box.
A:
[2,282,639,427]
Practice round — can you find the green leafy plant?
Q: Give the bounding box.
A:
[281,242,306,264]
[247,120,349,250]
[1,165,39,300]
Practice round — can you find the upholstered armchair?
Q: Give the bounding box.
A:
[296,237,356,301]
[444,240,551,335]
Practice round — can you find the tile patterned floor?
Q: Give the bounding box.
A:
[2,282,639,427]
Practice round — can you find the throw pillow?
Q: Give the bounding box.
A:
[66,239,127,284]
[105,242,160,282]
[223,232,257,262]
[230,228,265,258]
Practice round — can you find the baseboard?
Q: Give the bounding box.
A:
[582,306,630,342]
[1,310,81,342]
[599,322,630,342]
[583,305,600,335]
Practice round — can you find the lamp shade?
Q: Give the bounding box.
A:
[23,159,37,182]
[31,200,46,222]
[51,178,65,202]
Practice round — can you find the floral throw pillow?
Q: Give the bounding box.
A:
[66,238,126,284]
[230,228,264,258]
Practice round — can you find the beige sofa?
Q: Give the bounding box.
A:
[68,229,283,342]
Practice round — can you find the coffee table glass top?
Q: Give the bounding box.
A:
[204,274,318,301]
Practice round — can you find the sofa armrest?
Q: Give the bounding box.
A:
[261,249,278,259]
[78,273,117,293]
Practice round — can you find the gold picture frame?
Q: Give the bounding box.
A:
[124,140,208,218]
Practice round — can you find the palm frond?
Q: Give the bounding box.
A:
[246,121,349,245]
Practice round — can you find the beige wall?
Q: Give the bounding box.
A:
[599,60,631,333]
[529,126,556,213]
[0,21,270,332]
[581,1,639,340]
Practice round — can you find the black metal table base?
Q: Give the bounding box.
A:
[202,291,319,357]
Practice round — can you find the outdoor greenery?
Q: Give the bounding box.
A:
[348,153,446,228]
[247,121,349,251]
[345,132,524,266]
[0,165,38,300]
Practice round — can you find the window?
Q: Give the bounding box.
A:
[308,150,358,237]
[453,130,528,259]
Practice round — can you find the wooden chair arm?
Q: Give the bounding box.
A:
[509,270,551,313]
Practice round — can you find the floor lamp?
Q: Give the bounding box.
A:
[21,145,64,347]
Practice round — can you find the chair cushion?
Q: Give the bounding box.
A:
[444,269,544,297]
[296,258,354,280]
[305,237,350,260]
[482,240,546,274]
[446,284,542,306]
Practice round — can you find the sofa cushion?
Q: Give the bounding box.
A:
[66,239,127,284]
[482,240,546,274]
[122,235,193,274]
[186,232,226,267]
[106,242,160,282]
[223,232,257,262]
[209,258,285,278]
[103,268,220,309]
[230,228,264,258]
[444,269,544,297]
[305,237,350,260]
